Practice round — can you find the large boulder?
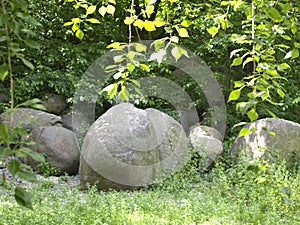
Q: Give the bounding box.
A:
[189,125,223,170]
[43,94,67,115]
[230,118,300,163]
[79,103,189,191]
[0,108,62,130]
[27,126,80,175]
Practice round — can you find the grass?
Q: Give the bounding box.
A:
[0,159,299,225]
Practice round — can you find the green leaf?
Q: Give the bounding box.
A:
[178,28,189,37]
[232,0,245,11]
[108,0,116,4]
[103,83,118,99]
[242,57,253,68]
[153,20,165,27]
[181,20,190,27]
[148,0,158,5]
[267,7,283,23]
[279,3,293,13]
[71,18,80,24]
[63,21,73,26]
[20,57,34,70]
[126,63,135,72]
[8,160,21,178]
[231,57,243,67]
[86,18,101,24]
[170,36,179,43]
[140,64,150,72]
[104,65,118,74]
[16,98,46,110]
[98,6,107,17]
[113,55,125,63]
[0,36,6,42]
[207,26,219,38]
[236,102,250,115]
[26,16,42,26]
[144,21,156,32]
[265,108,278,119]
[75,29,84,40]
[18,170,37,182]
[281,35,291,40]
[164,26,173,34]
[0,63,8,81]
[113,72,122,80]
[152,39,165,51]
[292,49,299,59]
[291,23,297,34]
[146,5,154,18]
[239,128,251,137]
[72,23,80,32]
[234,81,244,88]
[0,147,12,158]
[135,43,147,52]
[78,3,88,9]
[255,176,267,184]
[277,89,285,98]
[124,17,135,25]
[247,109,258,122]
[9,43,21,52]
[107,42,121,48]
[126,51,136,60]
[232,122,248,129]
[14,187,33,210]
[106,5,115,15]
[133,19,144,30]
[23,39,40,50]
[118,86,129,101]
[129,79,140,87]
[86,5,97,15]
[19,147,45,162]
[228,89,241,102]
[277,63,290,71]
[171,46,189,61]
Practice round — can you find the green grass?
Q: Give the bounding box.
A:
[0,160,299,225]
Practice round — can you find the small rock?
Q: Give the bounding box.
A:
[43,94,67,115]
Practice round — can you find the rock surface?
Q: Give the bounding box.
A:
[80,103,189,191]
[189,125,223,169]
[0,108,62,130]
[230,118,300,163]
[27,126,80,175]
[62,111,92,145]
[189,125,223,141]
[43,94,67,115]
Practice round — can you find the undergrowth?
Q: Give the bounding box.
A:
[0,157,299,225]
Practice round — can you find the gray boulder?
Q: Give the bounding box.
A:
[79,103,189,191]
[43,94,67,115]
[0,108,62,130]
[230,118,300,163]
[189,125,223,141]
[189,125,223,170]
[27,126,80,175]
